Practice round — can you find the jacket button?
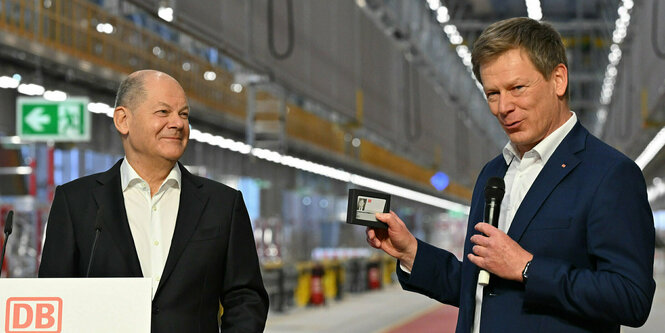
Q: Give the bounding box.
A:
[152,306,159,314]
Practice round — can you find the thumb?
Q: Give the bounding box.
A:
[375,211,401,229]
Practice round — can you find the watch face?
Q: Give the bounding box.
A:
[522,261,531,282]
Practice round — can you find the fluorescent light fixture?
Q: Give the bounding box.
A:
[203,71,217,81]
[230,83,243,93]
[95,23,114,34]
[436,7,449,23]
[158,6,174,22]
[44,90,67,101]
[525,0,543,20]
[428,9,482,93]
[599,0,633,106]
[635,126,665,170]
[0,166,32,175]
[427,0,441,11]
[194,131,469,212]
[351,174,469,213]
[17,83,45,96]
[0,75,20,88]
[87,102,114,117]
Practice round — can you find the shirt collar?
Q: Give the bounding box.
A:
[502,111,577,165]
[120,158,181,192]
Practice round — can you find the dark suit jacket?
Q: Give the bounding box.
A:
[398,123,656,332]
[39,160,269,332]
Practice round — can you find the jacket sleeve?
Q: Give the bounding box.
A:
[219,191,269,332]
[38,185,80,277]
[524,158,656,327]
[397,239,464,306]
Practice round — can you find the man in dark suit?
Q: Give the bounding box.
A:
[39,70,269,332]
[367,18,655,332]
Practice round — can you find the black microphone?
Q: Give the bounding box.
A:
[1,210,14,277]
[86,208,104,277]
[478,177,505,286]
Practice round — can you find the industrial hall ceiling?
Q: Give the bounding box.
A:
[1,0,665,209]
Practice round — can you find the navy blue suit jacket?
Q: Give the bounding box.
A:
[398,123,655,332]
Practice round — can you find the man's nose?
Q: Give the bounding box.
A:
[168,113,186,129]
[497,93,515,115]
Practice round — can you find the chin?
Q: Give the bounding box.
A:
[159,151,185,162]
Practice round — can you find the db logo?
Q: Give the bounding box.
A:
[5,297,62,332]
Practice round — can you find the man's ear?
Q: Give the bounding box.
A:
[552,63,568,98]
[113,106,130,135]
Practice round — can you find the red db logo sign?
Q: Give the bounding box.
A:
[5,297,62,332]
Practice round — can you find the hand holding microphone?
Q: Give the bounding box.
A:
[477,177,505,286]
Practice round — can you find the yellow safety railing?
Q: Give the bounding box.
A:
[0,0,245,118]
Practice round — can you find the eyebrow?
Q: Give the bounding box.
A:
[155,101,189,112]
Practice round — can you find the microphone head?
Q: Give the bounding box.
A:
[484,177,505,201]
[4,210,13,235]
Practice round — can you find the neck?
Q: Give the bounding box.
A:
[125,154,176,196]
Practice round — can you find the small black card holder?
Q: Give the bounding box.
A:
[346,189,391,229]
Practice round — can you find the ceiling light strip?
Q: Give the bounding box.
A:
[424,1,482,93]
[1,69,470,213]
[525,0,543,20]
[635,126,665,170]
[81,99,471,213]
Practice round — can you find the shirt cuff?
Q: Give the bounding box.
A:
[399,263,412,274]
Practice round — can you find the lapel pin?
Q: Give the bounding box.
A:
[561,163,566,168]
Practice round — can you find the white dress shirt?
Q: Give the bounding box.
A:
[472,112,577,332]
[120,159,181,299]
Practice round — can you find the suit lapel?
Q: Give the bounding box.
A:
[507,123,587,242]
[91,159,143,277]
[154,163,208,297]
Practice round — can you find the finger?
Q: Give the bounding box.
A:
[366,227,376,239]
[474,222,497,235]
[469,234,485,245]
[472,245,487,257]
[471,233,494,248]
[366,233,380,248]
[467,253,484,269]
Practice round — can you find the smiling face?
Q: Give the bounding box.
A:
[480,48,569,156]
[114,71,190,168]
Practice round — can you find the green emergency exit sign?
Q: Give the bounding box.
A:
[16,97,91,142]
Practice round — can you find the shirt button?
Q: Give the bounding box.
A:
[154,240,159,246]
[152,206,157,211]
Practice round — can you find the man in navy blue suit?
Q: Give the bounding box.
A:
[367,17,655,332]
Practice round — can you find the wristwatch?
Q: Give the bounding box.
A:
[522,260,532,283]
